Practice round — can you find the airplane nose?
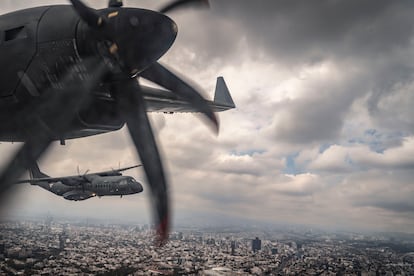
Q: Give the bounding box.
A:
[135,182,144,193]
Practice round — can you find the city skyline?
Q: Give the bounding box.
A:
[1,0,414,234]
[1,218,413,275]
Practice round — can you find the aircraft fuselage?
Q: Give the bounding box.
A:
[35,175,143,201]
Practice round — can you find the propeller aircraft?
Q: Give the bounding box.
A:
[15,164,143,201]
[0,0,235,244]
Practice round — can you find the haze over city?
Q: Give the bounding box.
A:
[1,0,414,235]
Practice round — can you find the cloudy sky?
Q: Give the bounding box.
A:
[2,0,414,233]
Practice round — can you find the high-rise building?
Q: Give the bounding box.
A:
[231,241,236,255]
[252,237,261,252]
[45,215,53,231]
[59,232,66,250]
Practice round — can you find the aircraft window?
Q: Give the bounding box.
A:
[5,26,27,41]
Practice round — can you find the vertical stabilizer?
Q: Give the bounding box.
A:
[30,163,49,179]
[213,77,235,108]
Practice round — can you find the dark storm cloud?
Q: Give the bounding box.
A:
[263,65,370,144]
[342,170,414,215]
[186,0,414,128]
[268,95,351,144]
[368,202,414,213]
[366,64,414,132]
[166,0,414,145]
[354,199,414,214]
[174,0,414,65]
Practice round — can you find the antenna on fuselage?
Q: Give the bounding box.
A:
[108,0,123,7]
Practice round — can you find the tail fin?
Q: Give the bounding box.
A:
[30,162,49,179]
[213,77,235,108]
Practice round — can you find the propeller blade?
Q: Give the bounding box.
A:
[159,0,210,14]
[140,62,219,133]
[0,135,52,195]
[0,58,107,196]
[69,0,104,28]
[0,90,77,195]
[116,79,169,245]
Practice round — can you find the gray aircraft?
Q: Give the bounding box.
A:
[15,164,143,201]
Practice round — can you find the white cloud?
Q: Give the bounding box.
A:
[308,137,414,172]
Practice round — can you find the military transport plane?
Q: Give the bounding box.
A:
[15,164,143,201]
[0,0,235,243]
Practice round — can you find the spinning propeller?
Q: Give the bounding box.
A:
[77,166,90,192]
[0,0,216,245]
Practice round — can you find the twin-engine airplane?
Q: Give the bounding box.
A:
[0,0,235,244]
[16,164,143,201]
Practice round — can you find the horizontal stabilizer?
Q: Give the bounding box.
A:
[141,76,235,113]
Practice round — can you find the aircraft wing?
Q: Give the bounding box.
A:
[90,164,142,177]
[142,77,236,113]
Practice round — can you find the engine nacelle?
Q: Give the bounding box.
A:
[63,190,95,201]
[77,96,124,131]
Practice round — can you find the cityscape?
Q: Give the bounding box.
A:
[1,216,414,275]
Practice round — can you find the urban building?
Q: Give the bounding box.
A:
[252,237,261,252]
